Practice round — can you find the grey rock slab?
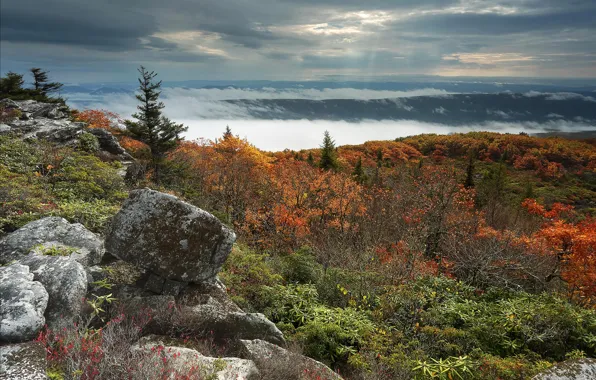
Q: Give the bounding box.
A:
[19,255,88,330]
[533,359,596,380]
[240,339,343,380]
[0,264,48,343]
[0,216,104,267]
[0,341,47,380]
[133,335,260,380]
[105,189,236,283]
[88,127,133,160]
[181,298,285,346]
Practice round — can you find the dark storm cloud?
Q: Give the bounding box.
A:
[1,0,595,80]
[278,0,458,9]
[0,0,156,51]
[393,10,596,36]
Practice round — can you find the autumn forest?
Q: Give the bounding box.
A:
[1,70,596,379]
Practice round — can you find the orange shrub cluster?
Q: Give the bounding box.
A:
[403,132,596,177]
[75,109,121,132]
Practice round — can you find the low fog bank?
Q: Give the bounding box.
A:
[179,119,595,151]
[67,87,453,120]
[65,88,596,152]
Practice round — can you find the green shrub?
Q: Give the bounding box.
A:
[316,267,382,309]
[259,282,376,367]
[0,164,50,234]
[472,352,552,380]
[294,306,376,366]
[261,284,320,326]
[0,135,39,173]
[278,246,323,284]
[52,199,120,233]
[412,355,476,379]
[78,132,100,153]
[219,245,283,311]
[51,153,126,202]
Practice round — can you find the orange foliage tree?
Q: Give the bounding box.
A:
[522,199,596,306]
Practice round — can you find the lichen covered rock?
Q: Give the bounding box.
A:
[239,339,343,380]
[105,189,236,283]
[19,255,88,330]
[0,341,47,379]
[0,264,48,343]
[533,359,596,380]
[0,216,105,267]
[180,296,286,346]
[133,335,260,380]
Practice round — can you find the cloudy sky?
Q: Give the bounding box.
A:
[1,0,595,82]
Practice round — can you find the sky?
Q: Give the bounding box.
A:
[1,0,596,82]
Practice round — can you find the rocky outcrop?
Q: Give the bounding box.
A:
[1,99,83,143]
[181,297,286,346]
[10,99,70,119]
[0,341,47,380]
[0,217,105,267]
[0,264,48,343]
[533,359,596,380]
[239,339,342,380]
[105,189,236,283]
[133,335,260,380]
[88,127,133,160]
[116,293,285,346]
[0,99,132,161]
[1,188,300,378]
[19,255,88,330]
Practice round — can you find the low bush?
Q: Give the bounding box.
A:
[51,199,120,234]
[219,245,283,311]
[78,132,100,154]
[278,246,323,284]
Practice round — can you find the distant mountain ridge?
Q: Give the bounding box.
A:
[59,80,596,95]
[223,93,596,125]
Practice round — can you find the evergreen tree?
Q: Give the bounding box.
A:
[30,68,63,96]
[0,72,25,96]
[352,156,366,183]
[306,152,315,166]
[376,148,383,168]
[464,152,476,189]
[523,180,535,200]
[125,66,187,183]
[223,125,233,139]
[319,130,338,170]
[478,161,508,225]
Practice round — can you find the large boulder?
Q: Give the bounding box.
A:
[180,296,285,346]
[19,255,88,330]
[533,359,596,380]
[0,217,105,267]
[0,264,48,343]
[105,189,236,283]
[0,341,47,380]
[133,335,260,380]
[239,339,343,380]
